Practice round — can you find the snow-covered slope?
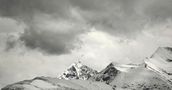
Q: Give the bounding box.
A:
[110,67,172,90]
[1,76,113,90]
[144,47,172,84]
[89,62,140,84]
[89,61,172,90]
[114,63,140,72]
[58,61,98,80]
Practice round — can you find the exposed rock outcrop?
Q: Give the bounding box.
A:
[58,61,98,80]
[89,62,120,84]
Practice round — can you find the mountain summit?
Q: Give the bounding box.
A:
[58,61,98,80]
[89,62,120,84]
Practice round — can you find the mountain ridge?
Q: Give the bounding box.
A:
[2,47,172,90]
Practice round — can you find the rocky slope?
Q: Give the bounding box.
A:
[89,62,120,84]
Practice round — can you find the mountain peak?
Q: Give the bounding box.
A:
[107,62,119,66]
[58,61,98,80]
[89,62,120,84]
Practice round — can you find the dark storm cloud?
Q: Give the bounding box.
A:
[0,0,83,54]
[143,0,172,21]
[70,0,172,37]
[0,0,172,33]
[20,26,83,54]
[0,0,70,20]
[70,0,146,37]
[1,0,172,54]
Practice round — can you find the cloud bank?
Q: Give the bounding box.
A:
[0,0,172,88]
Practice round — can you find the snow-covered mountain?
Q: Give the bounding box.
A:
[89,62,120,84]
[144,47,172,84]
[89,62,141,84]
[2,61,172,90]
[58,61,98,80]
[2,47,172,90]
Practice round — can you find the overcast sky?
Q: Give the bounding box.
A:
[0,0,172,88]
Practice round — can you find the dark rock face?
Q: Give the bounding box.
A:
[90,63,119,84]
[65,66,79,79]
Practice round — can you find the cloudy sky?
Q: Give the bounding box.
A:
[0,0,172,88]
